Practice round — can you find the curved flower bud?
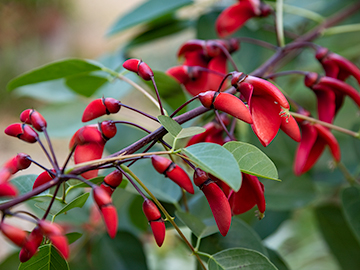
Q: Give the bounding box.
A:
[101,170,123,196]
[0,182,18,197]
[20,109,47,132]
[193,169,232,236]
[0,222,28,247]
[123,58,154,81]
[82,97,121,122]
[5,123,38,143]
[142,199,165,247]
[198,91,253,124]
[19,227,43,262]
[33,169,56,190]
[0,153,31,184]
[99,120,117,140]
[151,155,194,194]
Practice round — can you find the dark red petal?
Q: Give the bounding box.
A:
[312,84,336,123]
[150,220,166,247]
[0,222,28,247]
[19,227,43,263]
[101,205,118,239]
[206,55,228,91]
[315,124,341,162]
[280,114,301,142]
[202,182,232,236]
[166,165,194,194]
[100,120,117,140]
[330,53,360,85]
[142,199,161,221]
[93,186,112,208]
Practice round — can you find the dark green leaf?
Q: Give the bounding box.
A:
[34,196,67,216]
[128,195,148,231]
[107,0,193,36]
[66,232,83,245]
[208,248,278,270]
[18,244,69,270]
[54,192,90,217]
[341,186,360,242]
[0,252,21,270]
[266,247,290,270]
[65,74,108,97]
[314,204,360,269]
[158,115,182,137]
[182,143,242,191]
[91,232,148,270]
[144,71,187,112]
[199,218,268,257]
[176,210,219,238]
[223,141,279,181]
[7,59,103,91]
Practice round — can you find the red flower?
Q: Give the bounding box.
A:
[232,73,301,146]
[215,0,271,37]
[228,172,265,218]
[293,111,341,176]
[167,39,239,96]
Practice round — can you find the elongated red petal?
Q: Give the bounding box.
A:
[314,124,341,162]
[280,114,301,142]
[206,55,228,91]
[166,165,194,194]
[74,142,104,179]
[202,182,232,236]
[150,220,166,247]
[101,205,118,239]
[0,222,28,247]
[0,183,18,197]
[93,186,112,207]
[151,155,172,174]
[143,199,161,221]
[82,98,120,122]
[33,170,55,190]
[311,84,336,123]
[49,235,69,259]
[19,227,43,263]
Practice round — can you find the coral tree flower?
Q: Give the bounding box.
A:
[228,172,265,218]
[232,72,301,146]
[215,0,271,37]
[166,39,239,96]
[293,110,341,176]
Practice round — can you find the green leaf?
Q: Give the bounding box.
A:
[67,176,104,188]
[34,197,67,216]
[158,115,182,137]
[223,141,279,181]
[266,247,290,270]
[7,59,103,91]
[66,232,83,245]
[144,71,187,112]
[182,143,242,191]
[314,204,360,269]
[341,186,360,242]
[91,232,148,270]
[54,192,90,217]
[208,248,278,270]
[199,218,268,257]
[176,210,219,238]
[19,244,69,270]
[65,74,108,97]
[107,0,193,36]
[177,127,206,139]
[128,196,148,231]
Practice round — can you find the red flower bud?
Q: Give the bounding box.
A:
[82,97,121,122]
[142,199,165,246]
[142,199,161,221]
[101,170,123,196]
[193,169,232,236]
[100,120,117,140]
[123,59,154,81]
[20,109,47,132]
[151,155,194,194]
[150,220,166,247]
[33,169,56,190]
[38,220,69,259]
[93,186,112,207]
[100,205,118,239]
[5,123,38,143]
[0,182,18,197]
[0,222,28,247]
[0,153,31,184]
[19,227,43,262]
[198,91,253,124]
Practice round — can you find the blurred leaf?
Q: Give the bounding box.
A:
[158,115,182,137]
[341,186,360,243]
[67,176,104,188]
[33,196,67,216]
[65,74,108,97]
[196,11,220,40]
[199,218,268,256]
[66,232,83,245]
[18,244,69,270]
[107,0,193,36]
[266,247,290,270]
[223,141,279,181]
[8,59,103,91]
[177,127,206,140]
[208,248,278,270]
[54,192,90,217]
[314,204,360,269]
[176,210,219,238]
[182,143,242,191]
[0,252,20,270]
[128,195,148,231]
[144,71,187,112]
[91,232,148,270]
[252,210,291,239]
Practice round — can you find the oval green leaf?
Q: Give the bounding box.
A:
[65,74,108,97]
[54,192,90,217]
[208,248,278,270]
[19,244,69,270]
[182,143,242,191]
[341,186,360,242]
[158,115,182,137]
[7,59,103,91]
[223,141,279,181]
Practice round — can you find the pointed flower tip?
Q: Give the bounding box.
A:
[150,220,166,247]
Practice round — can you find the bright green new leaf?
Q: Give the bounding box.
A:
[54,192,90,217]
[341,186,360,242]
[208,248,278,270]
[7,59,103,91]
[107,0,193,36]
[18,244,69,270]
[224,141,279,181]
[182,143,242,191]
